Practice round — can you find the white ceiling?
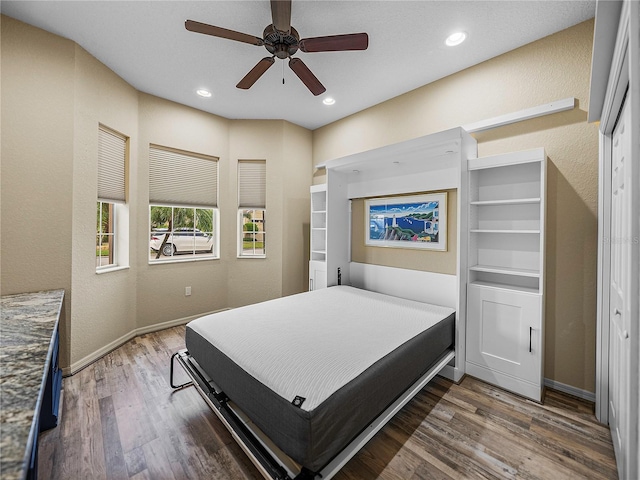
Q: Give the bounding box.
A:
[1,0,595,130]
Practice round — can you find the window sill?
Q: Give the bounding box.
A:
[149,256,219,265]
[96,265,130,275]
[237,255,267,259]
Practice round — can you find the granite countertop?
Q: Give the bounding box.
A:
[0,289,65,480]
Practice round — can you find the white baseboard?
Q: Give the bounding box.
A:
[544,378,596,403]
[63,308,229,376]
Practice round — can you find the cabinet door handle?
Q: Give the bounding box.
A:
[529,327,533,353]
[309,279,313,291]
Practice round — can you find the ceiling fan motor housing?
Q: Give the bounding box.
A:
[264,24,299,58]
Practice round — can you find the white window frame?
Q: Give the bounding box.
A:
[237,208,266,258]
[149,205,219,263]
[148,145,219,265]
[237,160,266,258]
[97,125,128,273]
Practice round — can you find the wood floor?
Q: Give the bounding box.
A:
[38,326,618,480]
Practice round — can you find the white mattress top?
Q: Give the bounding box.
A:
[188,286,454,411]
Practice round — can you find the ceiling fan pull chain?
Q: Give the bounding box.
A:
[282,60,285,85]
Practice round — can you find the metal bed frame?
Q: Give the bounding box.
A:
[170,347,455,480]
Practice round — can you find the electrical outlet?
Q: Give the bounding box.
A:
[185,286,191,296]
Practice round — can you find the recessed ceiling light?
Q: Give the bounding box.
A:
[196,89,212,98]
[445,31,467,47]
[323,97,336,105]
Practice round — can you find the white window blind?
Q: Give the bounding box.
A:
[98,126,126,203]
[238,160,266,208]
[149,145,218,207]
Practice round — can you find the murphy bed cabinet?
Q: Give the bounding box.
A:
[465,148,546,402]
[310,127,477,381]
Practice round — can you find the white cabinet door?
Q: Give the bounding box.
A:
[309,261,327,291]
[609,96,631,478]
[466,285,542,398]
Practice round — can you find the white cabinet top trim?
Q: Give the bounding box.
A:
[468,148,545,170]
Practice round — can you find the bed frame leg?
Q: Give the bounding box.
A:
[170,351,193,389]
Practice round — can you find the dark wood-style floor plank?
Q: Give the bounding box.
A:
[39,326,617,479]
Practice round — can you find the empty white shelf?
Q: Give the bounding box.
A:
[469,280,540,295]
[469,229,541,234]
[469,264,540,278]
[470,198,541,206]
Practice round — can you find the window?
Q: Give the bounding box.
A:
[149,145,219,262]
[238,160,266,257]
[97,125,127,270]
[96,202,115,266]
[149,206,217,259]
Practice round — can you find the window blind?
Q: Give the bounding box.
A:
[149,145,218,207]
[98,126,126,203]
[238,160,266,208]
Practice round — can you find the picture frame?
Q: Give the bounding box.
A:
[365,193,447,251]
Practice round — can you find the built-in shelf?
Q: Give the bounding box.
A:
[470,198,541,206]
[466,148,546,402]
[469,264,540,278]
[311,243,326,261]
[469,280,540,295]
[310,184,328,289]
[470,229,541,234]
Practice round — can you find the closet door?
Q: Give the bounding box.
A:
[609,96,631,476]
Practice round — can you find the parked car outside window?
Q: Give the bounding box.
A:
[150,228,213,256]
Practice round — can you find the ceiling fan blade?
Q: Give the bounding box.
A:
[299,33,369,53]
[288,58,326,96]
[237,57,276,89]
[270,0,292,34]
[185,20,264,46]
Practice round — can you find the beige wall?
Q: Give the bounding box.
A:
[1,16,313,371]
[281,121,313,297]
[351,190,457,275]
[70,45,140,366]
[135,94,232,330]
[313,20,598,392]
[1,17,75,368]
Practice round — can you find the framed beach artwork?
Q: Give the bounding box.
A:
[365,193,447,251]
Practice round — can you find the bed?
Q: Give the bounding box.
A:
[172,284,455,479]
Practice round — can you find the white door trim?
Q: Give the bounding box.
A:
[596,0,630,425]
[596,2,639,478]
[596,129,612,423]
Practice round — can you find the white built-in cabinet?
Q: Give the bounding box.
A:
[309,184,328,291]
[308,166,350,290]
[309,127,477,381]
[465,148,546,402]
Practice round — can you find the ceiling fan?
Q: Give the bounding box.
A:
[185,0,369,96]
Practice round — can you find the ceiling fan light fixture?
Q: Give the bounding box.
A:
[196,89,212,98]
[323,97,336,105]
[445,31,467,47]
[185,0,368,95]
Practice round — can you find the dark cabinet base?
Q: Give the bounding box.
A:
[39,330,62,431]
[29,328,62,479]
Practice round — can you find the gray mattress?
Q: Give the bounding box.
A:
[185,286,455,472]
